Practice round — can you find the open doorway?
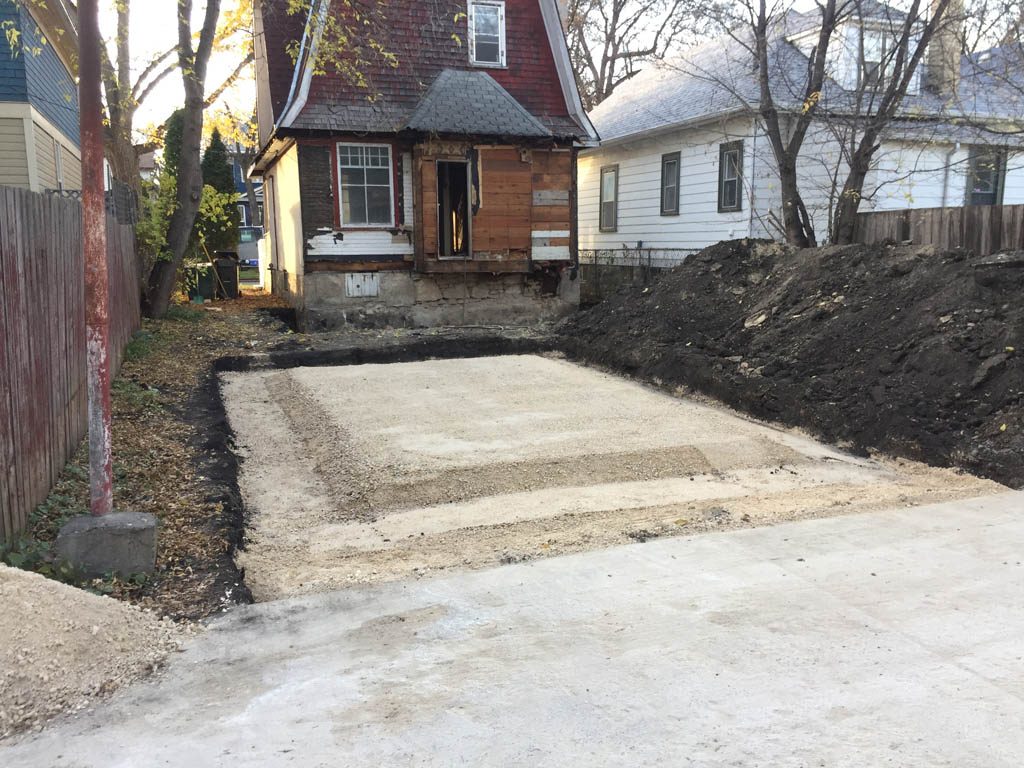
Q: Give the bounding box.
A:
[437,160,470,258]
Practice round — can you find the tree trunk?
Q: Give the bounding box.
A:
[832,156,872,245]
[144,86,205,317]
[142,0,221,318]
[778,160,813,248]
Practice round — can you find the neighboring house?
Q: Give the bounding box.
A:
[228,147,263,228]
[579,3,1024,259]
[251,0,597,328]
[0,0,80,193]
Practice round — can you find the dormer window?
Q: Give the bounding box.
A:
[860,29,885,88]
[469,1,506,67]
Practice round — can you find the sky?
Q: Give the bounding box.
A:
[97,0,256,139]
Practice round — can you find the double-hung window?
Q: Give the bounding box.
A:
[718,141,743,213]
[967,146,1006,206]
[469,1,506,67]
[661,152,680,215]
[338,143,394,226]
[599,165,618,232]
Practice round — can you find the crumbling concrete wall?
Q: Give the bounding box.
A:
[302,269,579,330]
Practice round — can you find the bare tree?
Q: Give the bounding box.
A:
[567,0,710,108]
[683,0,957,245]
[143,0,222,318]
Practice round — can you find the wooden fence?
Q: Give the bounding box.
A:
[0,186,141,541]
[856,204,1024,256]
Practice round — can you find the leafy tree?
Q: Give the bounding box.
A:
[198,129,240,253]
[200,128,236,195]
[162,109,185,176]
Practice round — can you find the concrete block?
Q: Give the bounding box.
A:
[55,512,158,578]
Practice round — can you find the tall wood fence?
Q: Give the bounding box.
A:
[0,186,141,541]
[856,204,1024,256]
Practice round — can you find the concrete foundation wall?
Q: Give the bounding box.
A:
[302,270,580,330]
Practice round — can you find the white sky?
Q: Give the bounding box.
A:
[97,0,255,139]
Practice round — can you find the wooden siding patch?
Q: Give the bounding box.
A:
[533,189,570,206]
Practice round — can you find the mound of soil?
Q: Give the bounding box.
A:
[562,239,1024,487]
[0,564,184,740]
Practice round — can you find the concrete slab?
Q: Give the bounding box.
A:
[5,492,1023,767]
[220,355,1001,599]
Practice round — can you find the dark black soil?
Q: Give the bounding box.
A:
[561,239,1024,488]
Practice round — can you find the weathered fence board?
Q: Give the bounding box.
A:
[856,204,1024,256]
[0,186,140,541]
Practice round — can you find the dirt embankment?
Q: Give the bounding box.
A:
[562,240,1024,487]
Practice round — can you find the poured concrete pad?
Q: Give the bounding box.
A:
[4,493,1023,766]
[221,356,1001,599]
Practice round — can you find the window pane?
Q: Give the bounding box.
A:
[601,170,616,202]
[340,167,365,186]
[366,167,390,186]
[366,186,392,224]
[723,179,738,209]
[475,39,500,63]
[474,5,500,35]
[725,151,739,181]
[601,201,614,230]
[342,187,367,224]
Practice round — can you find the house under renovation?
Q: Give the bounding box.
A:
[251,0,597,328]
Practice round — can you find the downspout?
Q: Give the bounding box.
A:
[748,119,758,238]
[940,142,960,207]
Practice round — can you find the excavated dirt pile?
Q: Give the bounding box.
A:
[562,240,1024,487]
[0,564,183,740]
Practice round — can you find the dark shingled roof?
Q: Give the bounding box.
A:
[404,69,553,138]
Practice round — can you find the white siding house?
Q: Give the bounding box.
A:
[579,4,1024,257]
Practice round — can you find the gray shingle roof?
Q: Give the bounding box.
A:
[590,11,1024,144]
[403,69,553,138]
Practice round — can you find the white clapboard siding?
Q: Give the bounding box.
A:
[578,117,757,251]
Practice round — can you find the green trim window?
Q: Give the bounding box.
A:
[661,152,680,216]
[599,165,619,232]
[718,141,743,213]
[966,146,1006,206]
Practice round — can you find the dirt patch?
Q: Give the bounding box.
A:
[562,240,1024,488]
[0,563,184,741]
[223,355,1000,600]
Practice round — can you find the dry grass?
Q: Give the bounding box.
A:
[10,292,292,621]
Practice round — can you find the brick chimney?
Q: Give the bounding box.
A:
[925,0,963,94]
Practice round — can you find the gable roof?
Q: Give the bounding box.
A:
[590,9,1024,146]
[265,0,596,143]
[405,69,553,138]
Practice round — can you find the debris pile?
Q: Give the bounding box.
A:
[0,564,183,740]
[563,239,1024,487]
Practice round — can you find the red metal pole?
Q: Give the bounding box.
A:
[78,0,113,516]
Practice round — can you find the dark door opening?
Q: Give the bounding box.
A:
[437,161,470,258]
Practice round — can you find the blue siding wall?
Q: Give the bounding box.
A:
[0,2,28,102]
[21,7,78,145]
[0,3,78,146]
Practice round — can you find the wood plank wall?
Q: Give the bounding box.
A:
[855,205,1024,256]
[414,145,574,268]
[0,186,141,541]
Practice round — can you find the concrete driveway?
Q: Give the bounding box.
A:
[4,491,1023,767]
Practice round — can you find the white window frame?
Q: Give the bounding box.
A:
[468,1,507,68]
[336,142,395,228]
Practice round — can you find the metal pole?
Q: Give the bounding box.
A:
[79,0,113,516]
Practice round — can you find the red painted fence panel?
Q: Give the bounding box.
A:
[0,186,140,541]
